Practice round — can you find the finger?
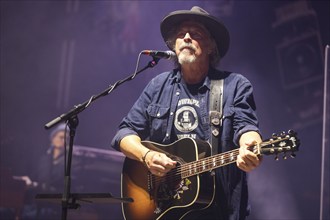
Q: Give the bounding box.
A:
[237,153,259,172]
[236,155,250,172]
[242,154,259,169]
[159,153,176,163]
[244,140,257,147]
[243,154,259,168]
[149,163,167,172]
[149,155,173,171]
[149,166,164,175]
[149,165,173,176]
[151,153,166,165]
[164,160,177,169]
[240,148,260,167]
[166,158,177,167]
[158,154,177,168]
[151,170,164,177]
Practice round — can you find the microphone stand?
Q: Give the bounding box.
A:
[36,57,160,220]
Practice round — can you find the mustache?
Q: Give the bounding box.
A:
[179,43,197,52]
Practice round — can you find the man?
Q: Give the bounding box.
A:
[32,124,68,219]
[16,124,68,220]
[37,123,67,192]
[112,6,262,220]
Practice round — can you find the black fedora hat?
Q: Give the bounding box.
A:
[160,6,230,58]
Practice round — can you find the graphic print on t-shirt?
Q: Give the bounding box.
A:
[174,98,200,139]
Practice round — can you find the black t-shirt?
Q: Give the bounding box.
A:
[173,79,209,141]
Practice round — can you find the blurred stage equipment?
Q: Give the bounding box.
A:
[272,0,324,129]
[69,145,125,190]
[273,0,323,90]
[0,168,26,219]
[36,144,125,189]
[320,45,329,220]
[1,146,125,219]
[201,0,234,17]
[35,141,132,220]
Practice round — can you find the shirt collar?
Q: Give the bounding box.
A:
[170,67,222,90]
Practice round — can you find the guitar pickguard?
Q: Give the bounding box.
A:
[150,163,193,215]
[173,178,192,200]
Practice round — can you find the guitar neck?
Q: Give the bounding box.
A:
[181,148,240,178]
[180,134,298,178]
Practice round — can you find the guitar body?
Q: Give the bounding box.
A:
[121,138,215,220]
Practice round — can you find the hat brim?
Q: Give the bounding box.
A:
[161,10,230,58]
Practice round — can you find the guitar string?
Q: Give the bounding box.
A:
[179,150,239,176]
[151,150,240,184]
[151,154,239,185]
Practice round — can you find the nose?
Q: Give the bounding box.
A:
[183,32,192,43]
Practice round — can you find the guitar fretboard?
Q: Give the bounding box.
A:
[179,135,296,178]
[181,149,239,178]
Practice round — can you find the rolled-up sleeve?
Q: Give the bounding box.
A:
[111,127,138,151]
[111,79,156,151]
[232,76,260,146]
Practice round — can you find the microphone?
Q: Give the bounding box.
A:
[142,50,176,60]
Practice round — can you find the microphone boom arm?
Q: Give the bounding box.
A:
[45,57,160,129]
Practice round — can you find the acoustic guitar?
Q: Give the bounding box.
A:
[121,130,300,220]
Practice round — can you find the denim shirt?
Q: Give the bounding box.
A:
[111,67,260,219]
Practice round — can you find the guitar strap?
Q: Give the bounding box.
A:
[209,79,224,155]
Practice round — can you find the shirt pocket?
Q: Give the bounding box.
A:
[147,104,170,138]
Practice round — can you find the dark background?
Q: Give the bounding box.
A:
[1,0,329,219]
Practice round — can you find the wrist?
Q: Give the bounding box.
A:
[142,149,152,167]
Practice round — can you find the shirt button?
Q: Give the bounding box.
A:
[170,112,174,116]
[176,92,180,96]
[157,112,160,117]
[166,133,169,137]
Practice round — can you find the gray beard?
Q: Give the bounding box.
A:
[178,53,197,65]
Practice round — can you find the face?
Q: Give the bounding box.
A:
[174,21,212,65]
[51,130,66,149]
